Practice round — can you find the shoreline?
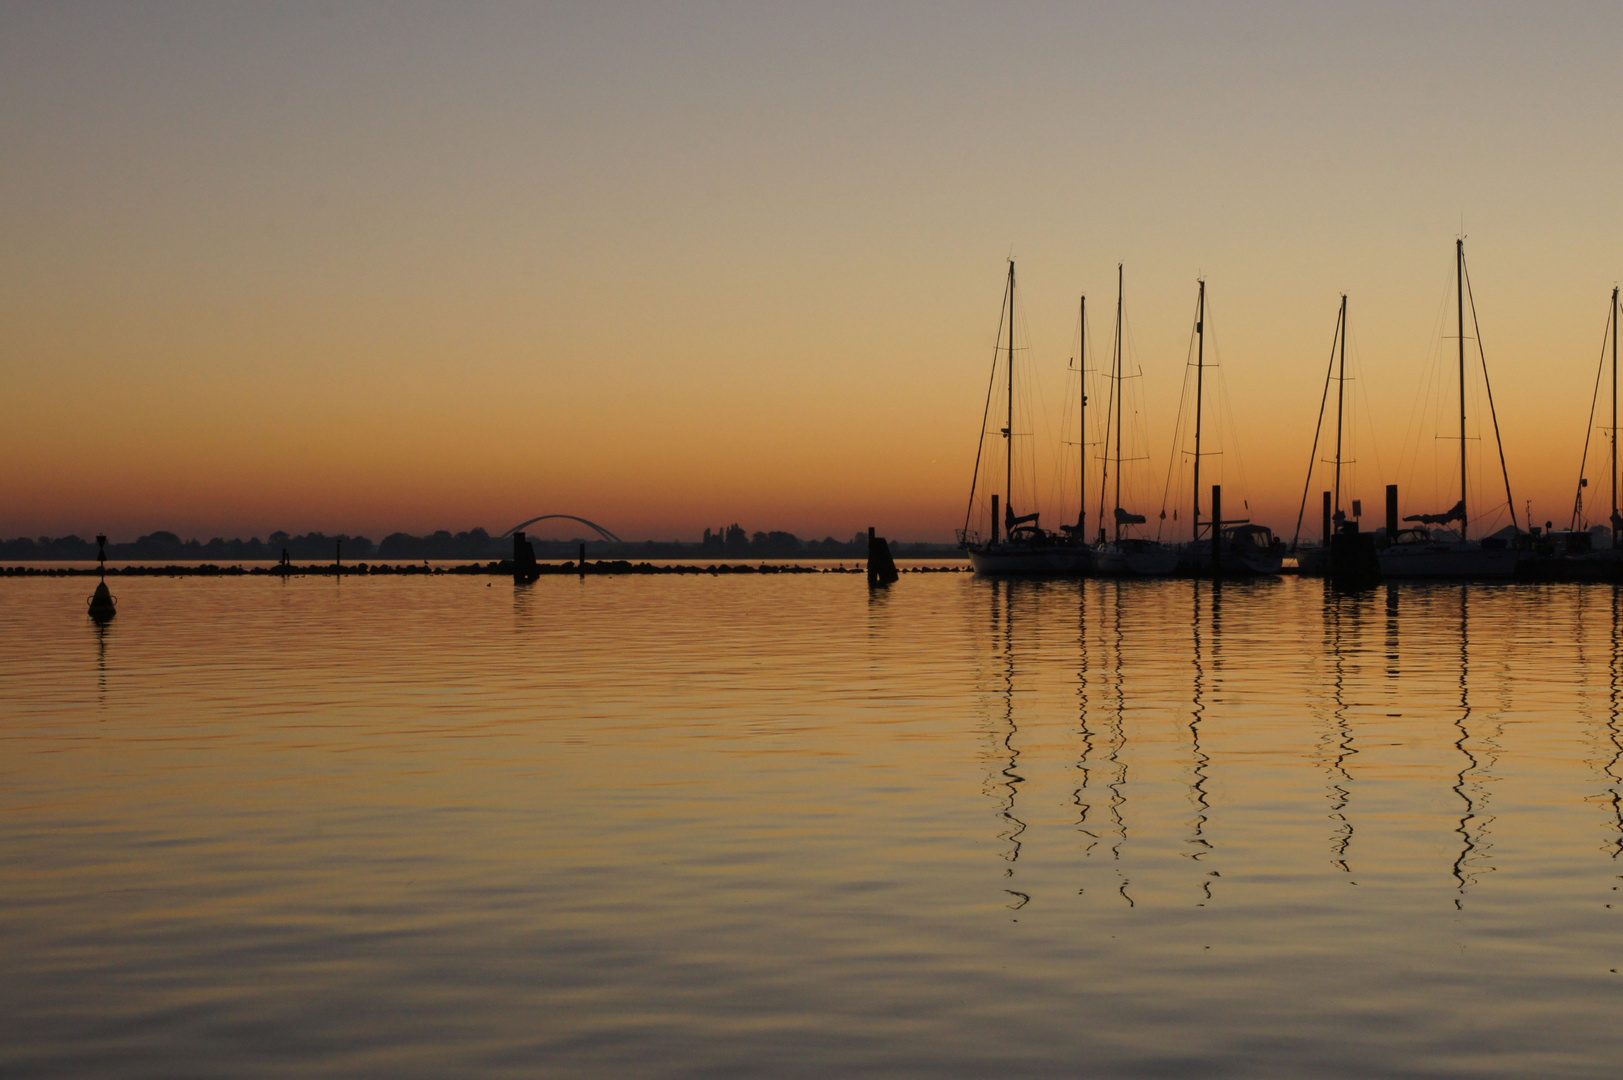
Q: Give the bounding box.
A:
[2,561,972,578]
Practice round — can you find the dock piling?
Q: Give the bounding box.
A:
[867,526,899,587]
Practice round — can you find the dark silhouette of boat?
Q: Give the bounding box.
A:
[960,260,1089,575]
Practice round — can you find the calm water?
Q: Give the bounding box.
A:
[4,573,1623,1078]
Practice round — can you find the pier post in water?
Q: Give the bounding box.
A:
[512,531,540,584]
[991,494,999,544]
[1211,485,1223,578]
[1322,491,1332,546]
[867,526,899,587]
[578,542,586,577]
[1385,484,1399,546]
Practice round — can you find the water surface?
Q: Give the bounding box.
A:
[4,574,1622,1077]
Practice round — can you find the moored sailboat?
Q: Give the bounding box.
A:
[1379,238,1524,579]
[1167,279,1283,576]
[1094,264,1177,577]
[960,260,1088,575]
[1543,285,1623,579]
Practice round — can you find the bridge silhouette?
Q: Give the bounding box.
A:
[500,515,622,544]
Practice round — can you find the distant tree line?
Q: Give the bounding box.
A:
[700,524,869,557]
[1,526,962,560]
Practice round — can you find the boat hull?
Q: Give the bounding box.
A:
[1525,547,1623,582]
[1376,543,1523,579]
[1177,546,1284,576]
[966,544,1091,576]
[1094,543,1178,577]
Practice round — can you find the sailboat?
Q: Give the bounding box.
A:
[960,260,1089,575]
[1093,264,1178,577]
[1293,294,1379,579]
[1553,285,1623,578]
[1378,239,1524,579]
[1170,279,1284,576]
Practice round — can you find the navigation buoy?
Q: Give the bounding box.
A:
[88,533,116,621]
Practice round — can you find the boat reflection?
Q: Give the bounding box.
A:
[1450,587,1499,907]
[962,577,1613,912]
[1189,581,1215,903]
[1604,586,1623,857]
[1320,582,1360,874]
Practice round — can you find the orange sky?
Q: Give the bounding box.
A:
[5,4,1623,542]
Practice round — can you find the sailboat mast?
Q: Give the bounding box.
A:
[1457,238,1468,544]
[1334,294,1347,516]
[1114,264,1124,543]
[1613,285,1618,547]
[1192,279,1205,542]
[1079,294,1087,533]
[1005,260,1015,536]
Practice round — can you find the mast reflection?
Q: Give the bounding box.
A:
[993,581,1028,908]
[1606,585,1623,857]
[1074,580,1098,857]
[1188,581,1214,892]
[1108,580,1132,906]
[1322,582,1359,874]
[1451,587,1498,907]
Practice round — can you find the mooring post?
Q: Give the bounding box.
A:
[1322,491,1332,547]
[335,539,341,573]
[578,542,586,577]
[1211,485,1223,579]
[1386,484,1399,546]
[867,526,899,587]
[991,494,1000,545]
[512,531,539,584]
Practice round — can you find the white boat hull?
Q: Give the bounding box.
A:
[1377,542,1523,579]
[967,544,1091,576]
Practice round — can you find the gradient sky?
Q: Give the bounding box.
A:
[6,2,1623,542]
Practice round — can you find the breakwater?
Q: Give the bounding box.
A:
[2,561,970,578]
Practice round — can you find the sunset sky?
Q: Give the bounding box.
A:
[6,3,1623,542]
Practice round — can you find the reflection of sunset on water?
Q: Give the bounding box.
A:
[7,573,1623,1074]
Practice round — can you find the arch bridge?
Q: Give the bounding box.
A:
[500,515,622,544]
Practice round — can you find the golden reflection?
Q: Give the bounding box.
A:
[1606,585,1623,858]
[1321,582,1359,875]
[1074,581,1099,859]
[1187,581,1214,886]
[1107,580,1132,906]
[1451,587,1499,907]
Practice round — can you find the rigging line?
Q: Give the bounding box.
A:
[1156,296,1203,541]
[1571,298,1615,530]
[1397,278,1455,512]
[962,272,1012,538]
[1292,303,1344,549]
[1098,269,1122,542]
[1461,256,1518,532]
[1347,322,1386,505]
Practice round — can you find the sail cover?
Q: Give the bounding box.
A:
[1403,500,1464,525]
[1005,509,1041,528]
[1114,507,1148,525]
